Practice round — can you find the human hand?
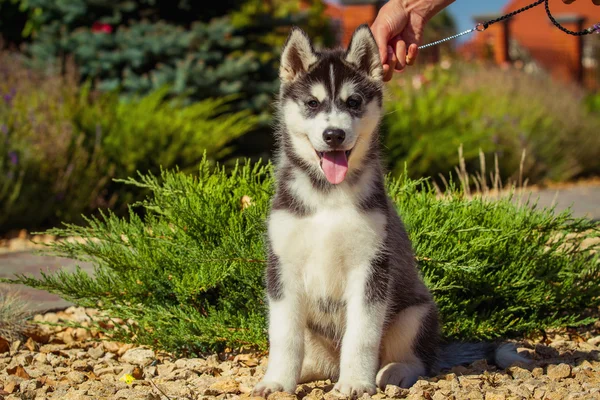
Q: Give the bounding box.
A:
[370,0,424,81]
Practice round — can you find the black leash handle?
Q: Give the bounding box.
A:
[419,0,599,49]
[544,0,598,36]
[482,0,598,36]
[481,0,544,30]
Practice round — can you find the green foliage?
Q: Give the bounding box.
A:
[585,92,600,114]
[0,50,254,232]
[20,0,332,118]
[382,63,600,185]
[7,160,599,355]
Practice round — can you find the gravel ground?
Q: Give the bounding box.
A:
[1,307,600,400]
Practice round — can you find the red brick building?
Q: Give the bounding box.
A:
[320,0,384,46]
[459,1,599,89]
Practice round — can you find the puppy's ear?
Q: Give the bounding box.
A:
[280,27,317,83]
[345,24,383,80]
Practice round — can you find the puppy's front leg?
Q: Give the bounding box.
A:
[254,253,305,397]
[335,267,386,398]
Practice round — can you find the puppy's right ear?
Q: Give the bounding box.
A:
[280,27,317,83]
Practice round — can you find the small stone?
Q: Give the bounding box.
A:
[157,363,176,376]
[531,367,544,378]
[33,353,48,365]
[547,364,572,380]
[579,360,593,370]
[155,381,192,397]
[95,366,123,376]
[508,366,532,380]
[587,336,600,347]
[208,378,240,394]
[66,371,87,384]
[20,379,42,392]
[117,343,134,356]
[114,388,137,398]
[385,384,409,397]
[308,388,325,400]
[485,390,506,400]
[71,360,91,372]
[432,392,448,400]
[103,342,121,354]
[466,391,484,400]
[88,345,105,360]
[267,393,297,400]
[459,377,483,389]
[144,366,157,378]
[120,348,154,366]
[132,366,144,380]
[545,391,566,400]
[63,391,92,400]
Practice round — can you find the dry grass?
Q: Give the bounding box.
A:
[433,144,531,200]
[0,287,31,341]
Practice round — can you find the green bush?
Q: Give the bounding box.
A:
[382,63,600,185]
[0,50,253,231]
[7,160,599,355]
[17,0,332,119]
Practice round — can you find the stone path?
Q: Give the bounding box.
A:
[0,307,599,400]
[0,252,93,312]
[518,184,600,221]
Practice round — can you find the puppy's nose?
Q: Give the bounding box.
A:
[323,129,346,148]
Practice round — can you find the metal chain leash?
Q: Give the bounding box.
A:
[418,0,600,50]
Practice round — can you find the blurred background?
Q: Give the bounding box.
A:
[0,0,599,234]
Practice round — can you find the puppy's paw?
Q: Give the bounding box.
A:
[252,381,286,398]
[334,380,376,399]
[376,362,422,389]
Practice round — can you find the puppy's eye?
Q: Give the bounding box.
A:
[307,99,319,109]
[346,97,361,109]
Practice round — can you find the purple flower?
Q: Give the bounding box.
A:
[3,88,16,105]
[8,151,18,165]
[1,124,7,136]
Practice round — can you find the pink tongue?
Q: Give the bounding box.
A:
[321,151,348,184]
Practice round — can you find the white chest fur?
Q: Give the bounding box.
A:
[268,204,387,301]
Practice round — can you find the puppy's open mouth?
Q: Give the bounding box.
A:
[316,150,352,185]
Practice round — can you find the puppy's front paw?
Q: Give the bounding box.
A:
[334,380,376,399]
[252,381,286,398]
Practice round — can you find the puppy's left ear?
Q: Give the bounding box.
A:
[345,24,383,80]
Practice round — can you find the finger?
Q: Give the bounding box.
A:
[394,39,407,71]
[382,63,390,80]
[406,44,419,66]
[371,23,391,65]
[401,23,421,66]
[383,46,396,82]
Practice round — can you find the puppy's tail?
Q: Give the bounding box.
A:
[434,342,529,372]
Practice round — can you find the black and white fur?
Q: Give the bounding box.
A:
[254,25,526,398]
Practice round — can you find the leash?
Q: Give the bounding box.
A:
[419,0,600,50]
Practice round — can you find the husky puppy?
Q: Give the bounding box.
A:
[254,25,525,398]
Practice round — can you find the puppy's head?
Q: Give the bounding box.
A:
[278,25,383,185]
